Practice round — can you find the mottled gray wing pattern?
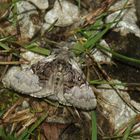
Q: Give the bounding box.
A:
[2,67,66,99]
[30,70,70,106]
[64,83,97,110]
[2,67,42,94]
[2,50,97,110]
[63,59,97,110]
[31,59,72,105]
[2,55,57,97]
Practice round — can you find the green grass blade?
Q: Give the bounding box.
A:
[128,136,136,140]
[18,112,48,140]
[92,111,97,140]
[24,43,50,56]
[0,126,17,140]
[122,118,136,140]
[84,23,112,50]
[97,45,140,65]
[73,23,113,54]
[0,126,7,140]
[0,42,11,51]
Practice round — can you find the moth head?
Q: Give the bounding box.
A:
[52,42,75,60]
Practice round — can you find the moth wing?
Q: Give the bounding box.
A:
[2,66,42,94]
[69,58,83,74]
[2,66,57,98]
[44,72,71,105]
[40,54,56,63]
[29,55,59,98]
[30,74,57,98]
[30,85,53,98]
[56,80,71,105]
[64,84,97,110]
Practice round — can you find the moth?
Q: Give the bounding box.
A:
[2,46,97,110]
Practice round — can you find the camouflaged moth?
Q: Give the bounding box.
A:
[2,46,97,110]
